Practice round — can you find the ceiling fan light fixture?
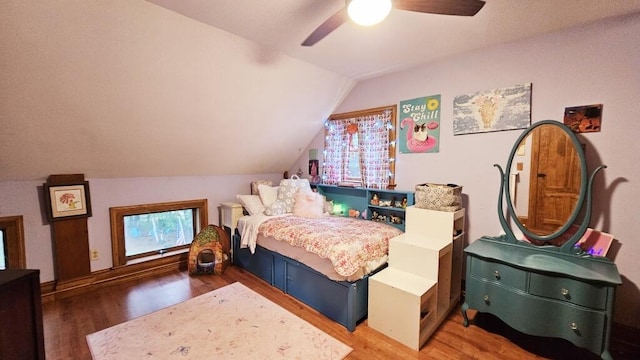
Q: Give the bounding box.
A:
[347,0,392,26]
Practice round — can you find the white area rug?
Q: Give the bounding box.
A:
[86,282,352,359]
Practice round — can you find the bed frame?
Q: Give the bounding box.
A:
[232,232,379,332]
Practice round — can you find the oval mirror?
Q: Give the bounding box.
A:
[504,121,587,242]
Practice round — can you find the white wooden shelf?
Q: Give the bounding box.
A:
[368,268,437,351]
[368,206,465,350]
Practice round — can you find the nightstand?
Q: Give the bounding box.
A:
[218,202,244,262]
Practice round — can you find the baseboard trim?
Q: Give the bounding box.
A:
[41,253,188,302]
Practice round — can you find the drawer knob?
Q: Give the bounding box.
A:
[494,270,501,279]
[561,288,570,297]
[483,295,490,302]
[570,322,578,331]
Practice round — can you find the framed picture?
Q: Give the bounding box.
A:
[308,159,321,184]
[564,103,603,133]
[399,95,441,154]
[43,181,92,221]
[453,83,532,135]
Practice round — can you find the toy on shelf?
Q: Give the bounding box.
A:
[390,215,403,224]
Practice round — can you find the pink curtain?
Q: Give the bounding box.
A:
[323,109,391,188]
[357,111,390,189]
[322,119,350,185]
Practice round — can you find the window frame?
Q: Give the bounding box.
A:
[110,199,208,267]
[324,105,397,189]
[0,215,26,269]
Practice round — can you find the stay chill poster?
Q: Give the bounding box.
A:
[399,95,441,153]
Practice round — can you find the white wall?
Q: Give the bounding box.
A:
[295,14,640,328]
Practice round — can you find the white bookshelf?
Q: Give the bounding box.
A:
[368,206,465,350]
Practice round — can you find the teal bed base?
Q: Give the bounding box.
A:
[232,232,376,332]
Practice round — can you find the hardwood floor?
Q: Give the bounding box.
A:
[42,266,633,359]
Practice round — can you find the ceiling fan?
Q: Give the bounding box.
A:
[301,0,486,46]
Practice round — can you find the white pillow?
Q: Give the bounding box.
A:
[278,176,311,213]
[257,184,279,208]
[264,199,287,216]
[236,194,265,216]
[292,189,325,219]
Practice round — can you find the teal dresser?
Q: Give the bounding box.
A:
[462,237,621,359]
[461,121,623,360]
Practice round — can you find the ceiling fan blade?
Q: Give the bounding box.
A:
[301,7,349,46]
[394,0,486,16]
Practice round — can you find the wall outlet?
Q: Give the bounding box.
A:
[90,250,99,261]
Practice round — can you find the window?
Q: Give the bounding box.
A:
[0,216,26,269]
[323,105,397,189]
[124,209,194,258]
[110,199,208,267]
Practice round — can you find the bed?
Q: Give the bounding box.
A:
[232,210,402,332]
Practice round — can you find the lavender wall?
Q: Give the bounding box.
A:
[1,6,638,330]
[0,174,281,282]
[293,13,640,328]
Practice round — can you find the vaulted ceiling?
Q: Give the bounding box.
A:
[2,1,639,181]
[147,0,640,79]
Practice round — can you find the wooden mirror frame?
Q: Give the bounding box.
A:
[494,120,606,254]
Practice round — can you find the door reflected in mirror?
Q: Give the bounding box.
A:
[510,124,582,236]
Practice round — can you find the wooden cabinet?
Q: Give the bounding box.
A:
[0,269,45,360]
[315,185,414,231]
[462,238,620,359]
[368,207,465,350]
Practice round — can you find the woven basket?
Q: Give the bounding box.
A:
[414,183,462,212]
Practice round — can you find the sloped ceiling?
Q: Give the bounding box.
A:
[1,0,640,181]
[0,0,354,181]
[147,0,640,79]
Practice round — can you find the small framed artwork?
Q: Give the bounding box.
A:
[309,159,320,184]
[564,104,603,133]
[43,181,92,221]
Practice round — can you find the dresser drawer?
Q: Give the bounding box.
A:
[465,277,606,354]
[529,273,608,310]
[465,277,521,314]
[534,295,606,354]
[469,257,527,290]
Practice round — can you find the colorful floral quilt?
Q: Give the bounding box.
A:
[258,216,402,277]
